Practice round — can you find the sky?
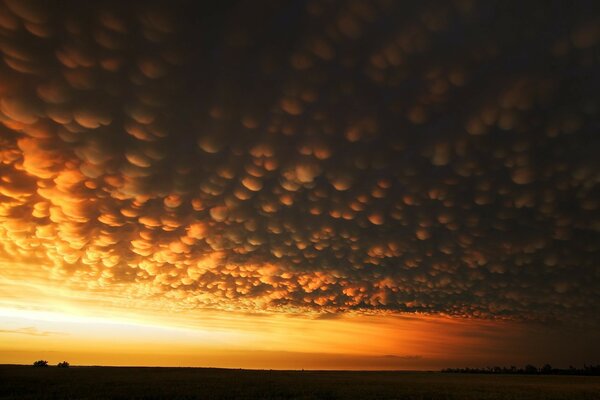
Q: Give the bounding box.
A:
[0,0,599,370]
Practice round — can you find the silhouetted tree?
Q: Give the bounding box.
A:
[57,361,70,368]
[541,364,552,374]
[441,364,600,376]
[524,364,538,374]
[33,360,48,367]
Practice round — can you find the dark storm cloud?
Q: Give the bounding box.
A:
[0,0,598,322]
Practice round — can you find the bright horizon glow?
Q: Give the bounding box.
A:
[0,260,499,369]
[1,260,596,370]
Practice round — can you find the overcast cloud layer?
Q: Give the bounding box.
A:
[0,0,598,323]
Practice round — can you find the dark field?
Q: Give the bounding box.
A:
[2,366,600,400]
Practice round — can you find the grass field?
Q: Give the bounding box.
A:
[1,365,599,399]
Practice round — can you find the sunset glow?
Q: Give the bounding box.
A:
[0,0,598,371]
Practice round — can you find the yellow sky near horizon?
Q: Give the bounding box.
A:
[0,259,508,369]
[2,259,593,370]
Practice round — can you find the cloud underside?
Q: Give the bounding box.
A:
[0,0,598,322]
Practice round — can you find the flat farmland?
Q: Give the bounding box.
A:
[1,365,599,399]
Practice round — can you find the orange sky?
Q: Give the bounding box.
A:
[1,259,596,369]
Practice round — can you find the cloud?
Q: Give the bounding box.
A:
[0,0,597,325]
[0,326,62,337]
[381,355,423,360]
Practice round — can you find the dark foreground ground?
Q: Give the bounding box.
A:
[1,365,600,400]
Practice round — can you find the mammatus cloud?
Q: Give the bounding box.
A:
[0,0,598,323]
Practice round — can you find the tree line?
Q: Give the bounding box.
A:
[441,364,600,376]
[33,360,69,368]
